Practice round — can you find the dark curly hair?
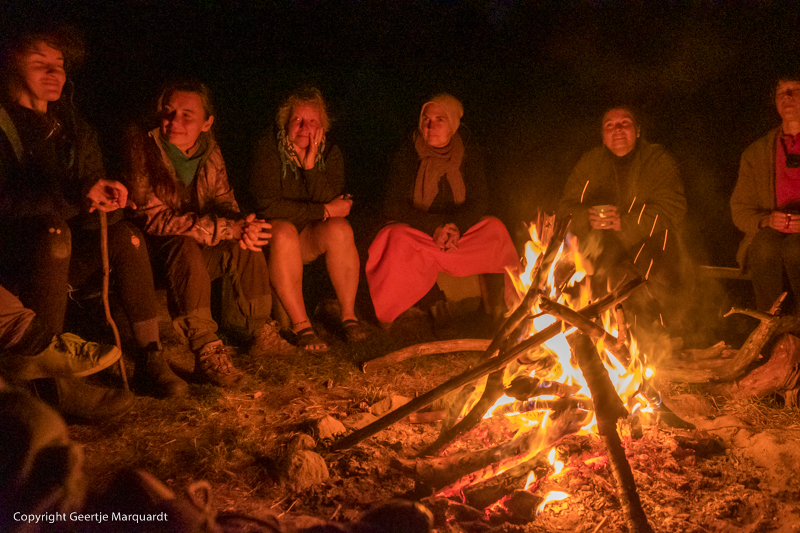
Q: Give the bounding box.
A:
[1,24,85,74]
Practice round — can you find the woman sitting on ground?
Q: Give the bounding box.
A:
[249,87,365,353]
[126,80,296,388]
[366,93,520,327]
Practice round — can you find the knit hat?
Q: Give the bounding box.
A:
[419,94,464,137]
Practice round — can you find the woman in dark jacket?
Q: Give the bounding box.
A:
[249,87,364,352]
[0,26,184,405]
[366,94,519,325]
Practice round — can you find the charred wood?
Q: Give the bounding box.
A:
[504,376,581,400]
[571,333,652,533]
[422,408,589,495]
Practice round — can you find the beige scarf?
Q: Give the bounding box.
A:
[413,132,466,210]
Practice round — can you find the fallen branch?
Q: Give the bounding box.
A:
[712,333,800,401]
[658,294,800,384]
[362,339,490,374]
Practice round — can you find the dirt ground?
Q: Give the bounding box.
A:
[68,295,800,533]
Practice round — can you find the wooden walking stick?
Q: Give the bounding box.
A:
[100,211,129,390]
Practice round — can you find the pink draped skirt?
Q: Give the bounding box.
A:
[366,216,520,323]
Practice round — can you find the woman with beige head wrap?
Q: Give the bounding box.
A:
[366,94,519,327]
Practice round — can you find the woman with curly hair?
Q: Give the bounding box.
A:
[249,87,366,353]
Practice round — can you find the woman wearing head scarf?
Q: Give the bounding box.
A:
[249,87,365,353]
[366,94,519,326]
[127,80,297,388]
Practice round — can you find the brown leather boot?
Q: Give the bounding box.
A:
[132,344,189,398]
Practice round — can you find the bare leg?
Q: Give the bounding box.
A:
[300,218,360,323]
[268,220,311,330]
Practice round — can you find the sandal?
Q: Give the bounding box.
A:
[341,318,369,343]
[293,326,329,353]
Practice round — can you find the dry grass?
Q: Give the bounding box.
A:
[68,300,488,519]
[720,395,800,430]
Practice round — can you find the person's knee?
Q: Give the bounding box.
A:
[269,219,299,247]
[479,216,507,236]
[164,236,203,269]
[781,235,800,267]
[107,221,147,257]
[381,223,415,247]
[41,218,71,261]
[321,218,355,249]
[748,230,782,269]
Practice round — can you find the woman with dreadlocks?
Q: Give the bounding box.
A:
[249,87,366,353]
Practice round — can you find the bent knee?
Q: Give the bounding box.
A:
[749,230,783,265]
[269,219,300,245]
[42,218,71,260]
[321,217,354,246]
[108,221,146,252]
[781,235,800,265]
[165,236,203,265]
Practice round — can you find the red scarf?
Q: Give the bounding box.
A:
[413,132,465,210]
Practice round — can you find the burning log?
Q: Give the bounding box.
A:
[571,333,653,533]
[419,408,590,495]
[491,397,593,417]
[330,277,644,452]
[423,216,574,456]
[504,376,582,400]
[615,304,629,347]
[539,296,631,368]
[362,339,491,374]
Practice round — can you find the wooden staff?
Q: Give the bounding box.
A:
[100,211,129,390]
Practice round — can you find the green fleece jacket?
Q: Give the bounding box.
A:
[730,127,779,267]
[558,140,686,250]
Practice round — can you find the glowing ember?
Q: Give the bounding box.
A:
[536,491,569,515]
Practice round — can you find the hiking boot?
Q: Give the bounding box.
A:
[35,376,136,421]
[192,341,244,388]
[132,343,189,399]
[2,333,121,381]
[248,321,299,358]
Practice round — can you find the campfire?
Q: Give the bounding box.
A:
[334,214,676,532]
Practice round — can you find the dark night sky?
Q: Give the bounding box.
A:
[2,1,799,265]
